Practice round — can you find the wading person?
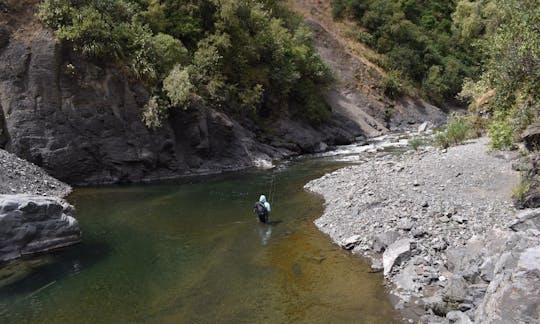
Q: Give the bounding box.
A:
[253,194,271,223]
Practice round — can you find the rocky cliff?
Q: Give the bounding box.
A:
[0,2,363,186]
[0,2,444,186]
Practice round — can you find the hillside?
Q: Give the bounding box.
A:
[0,0,446,186]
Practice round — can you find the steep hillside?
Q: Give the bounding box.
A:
[287,0,447,136]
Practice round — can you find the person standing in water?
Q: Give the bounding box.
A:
[254,194,271,223]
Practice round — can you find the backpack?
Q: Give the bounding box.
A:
[254,201,268,222]
[255,202,267,216]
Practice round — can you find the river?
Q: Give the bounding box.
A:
[0,139,406,323]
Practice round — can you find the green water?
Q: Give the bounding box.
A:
[0,159,398,323]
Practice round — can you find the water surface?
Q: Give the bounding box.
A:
[0,157,398,323]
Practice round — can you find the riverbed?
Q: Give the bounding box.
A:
[0,151,402,323]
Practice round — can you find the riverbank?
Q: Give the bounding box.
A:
[0,149,71,197]
[0,149,80,266]
[306,138,540,322]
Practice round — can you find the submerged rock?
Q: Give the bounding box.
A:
[0,195,81,264]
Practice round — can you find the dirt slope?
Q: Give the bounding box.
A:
[287,0,447,135]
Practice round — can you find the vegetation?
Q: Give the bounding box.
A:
[335,0,540,151]
[408,137,423,151]
[38,0,332,127]
[457,0,540,150]
[513,176,532,202]
[332,0,477,104]
[434,114,472,149]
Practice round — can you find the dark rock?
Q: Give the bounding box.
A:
[521,189,540,209]
[522,123,540,151]
[0,23,360,186]
[0,194,81,264]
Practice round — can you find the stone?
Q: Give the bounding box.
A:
[509,208,540,231]
[446,311,472,324]
[372,231,401,253]
[418,121,433,133]
[398,219,413,231]
[340,234,362,250]
[423,294,449,317]
[521,123,540,151]
[383,238,413,276]
[451,215,467,224]
[443,275,468,303]
[0,195,81,264]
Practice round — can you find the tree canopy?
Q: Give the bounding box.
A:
[39,0,332,127]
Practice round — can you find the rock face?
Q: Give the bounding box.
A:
[0,5,364,186]
[0,194,81,264]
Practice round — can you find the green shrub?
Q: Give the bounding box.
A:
[381,70,403,99]
[434,114,473,148]
[163,65,194,109]
[512,176,531,202]
[408,137,423,150]
[488,111,514,150]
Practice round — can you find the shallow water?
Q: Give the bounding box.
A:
[0,158,399,323]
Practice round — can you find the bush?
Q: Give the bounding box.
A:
[434,114,473,148]
[163,65,194,108]
[512,176,531,202]
[381,70,403,99]
[408,137,423,150]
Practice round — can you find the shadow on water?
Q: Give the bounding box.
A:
[0,240,111,297]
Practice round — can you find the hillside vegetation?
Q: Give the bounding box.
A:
[38,0,332,127]
[333,0,539,149]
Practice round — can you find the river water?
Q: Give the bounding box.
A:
[0,143,405,323]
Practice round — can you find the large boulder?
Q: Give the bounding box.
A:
[383,238,413,276]
[0,194,81,264]
[522,123,540,151]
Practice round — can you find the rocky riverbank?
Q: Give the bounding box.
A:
[0,149,71,197]
[0,149,80,267]
[306,138,540,323]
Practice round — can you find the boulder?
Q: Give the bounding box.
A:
[522,123,540,151]
[418,121,433,133]
[446,311,472,324]
[475,246,540,323]
[443,275,468,303]
[340,234,362,250]
[383,238,413,276]
[0,194,81,264]
[372,230,401,253]
[509,208,540,231]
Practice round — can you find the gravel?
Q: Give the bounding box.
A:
[0,149,71,197]
[305,137,521,322]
